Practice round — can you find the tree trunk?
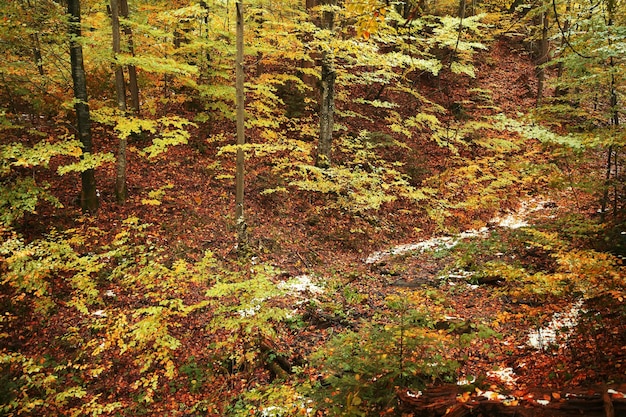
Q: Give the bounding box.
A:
[235,0,248,251]
[111,0,128,203]
[600,138,614,222]
[315,0,336,168]
[127,62,140,114]
[300,0,319,89]
[317,52,335,168]
[68,0,99,213]
[600,5,620,219]
[111,0,126,113]
[115,137,129,203]
[398,384,626,416]
[120,0,139,114]
[31,33,44,76]
[535,10,549,106]
[458,0,466,18]
[554,0,570,98]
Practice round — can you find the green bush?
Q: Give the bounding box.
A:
[310,295,461,416]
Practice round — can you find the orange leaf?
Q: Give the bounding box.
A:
[457,391,471,403]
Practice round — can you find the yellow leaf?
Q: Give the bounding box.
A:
[141,199,162,206]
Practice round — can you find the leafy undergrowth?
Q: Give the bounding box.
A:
[306,202,626,415]
[2,201,624,416]
[1,38,625,417]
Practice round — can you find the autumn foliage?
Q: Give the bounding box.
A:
[1,0,625,416]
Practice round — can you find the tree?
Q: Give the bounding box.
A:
[545,0,625,216]
[68,0,99,213]
[111,0,129,203]
[120,0,139,115]
[109,0,140,204]
[0,0,68,116]
[235,0,247,250]
[313,0,337,168]
[531,3,551,105]
[599,0,622,218]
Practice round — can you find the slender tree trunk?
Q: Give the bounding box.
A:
[111,0,128,203]
[535,11,549,106]
[68,0,99,213]
[600,5,620,219]
[317,53,335,168]
[554,0,570,98]
[601,146,613,220]
[602,65,620,218]
[127,62,139,114]
[315,0,336,168]
[613,151,619,215]
[22,1,44,76]
[398,1,410,18]
[120,0,139,114]
[449,0,466,76]
[609,9,620,218]
[235,0,248,251]
[458,0,466,18]
[111,0,126,112]
[115,138,129,203]
[31,33,44,76]
[300,0,318,89]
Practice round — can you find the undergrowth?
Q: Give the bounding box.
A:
[308,293,495,416]
[2,206,624,416]
[0,218,292,416]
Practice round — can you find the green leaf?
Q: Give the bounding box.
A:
[57,153,115,175]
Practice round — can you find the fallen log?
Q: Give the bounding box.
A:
[397,385,626,417]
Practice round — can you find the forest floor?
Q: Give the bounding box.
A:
[6,35,626,416]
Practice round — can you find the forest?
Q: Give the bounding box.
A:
[0,0,625,415]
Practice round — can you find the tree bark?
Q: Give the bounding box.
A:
[235,0,248,251]
[68,0,99,213]
[31,33,44,76]
[119,0,139,114]
[315,0,336,168]
[115,138,129,203]
[300,0,319,89]
[111,0,126,113]
[111,0,128,203]
[600,2,620,219]
[554,0,570,98]
[458,0,466,18]
[317,52,335,168]
[535,10,549,106]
